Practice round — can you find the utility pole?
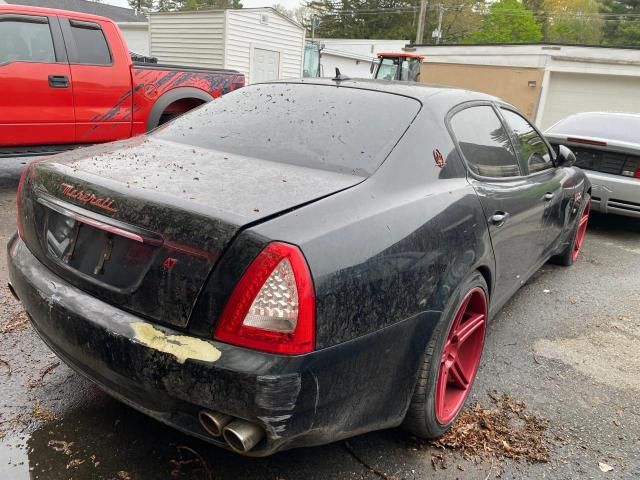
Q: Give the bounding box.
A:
[435,4,443,44]
[415,0,428,44]
[311,15,319,42]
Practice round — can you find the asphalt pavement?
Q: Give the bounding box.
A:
[0,158,638,479]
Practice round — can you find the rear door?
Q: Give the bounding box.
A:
[0,14,74,146]
[60,17,132,143]
[449,103,548,306]
[499,107,565,254]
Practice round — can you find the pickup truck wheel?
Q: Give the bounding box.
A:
[403,272,488,438]
[157,98,205,126]
[146,88,214,131]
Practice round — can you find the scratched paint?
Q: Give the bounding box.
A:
[131,322,221,364]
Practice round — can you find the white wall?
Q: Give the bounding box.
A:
[149,11,226,68]
[320,52,372,79]
[118,23,149,56]
[225,9,304,82]
[319,39,408,58]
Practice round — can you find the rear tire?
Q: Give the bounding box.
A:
[403,272,488,438]
[551,193,590,267]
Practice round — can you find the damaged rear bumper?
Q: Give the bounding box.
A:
[7,235,436,456]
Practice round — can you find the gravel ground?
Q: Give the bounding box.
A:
[0,158,638,480]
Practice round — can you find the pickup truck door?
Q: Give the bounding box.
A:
[0,14,74,146]
[59,17,132,143]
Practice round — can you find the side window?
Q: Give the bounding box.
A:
[501,109,553,174]
[376,58,398,80]
[0,19,56,64]
[69,22,111,65]
[450,105,521,177]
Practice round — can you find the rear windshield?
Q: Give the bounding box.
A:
[547,113,640,145]
[154,83,421,176]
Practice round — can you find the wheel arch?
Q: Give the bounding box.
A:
[476,264,493,300]
[146,87,214,131]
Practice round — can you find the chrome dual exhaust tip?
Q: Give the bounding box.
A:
[222,419,265,453]
[198,410,233,437]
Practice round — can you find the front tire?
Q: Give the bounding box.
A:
[403,272,488,438]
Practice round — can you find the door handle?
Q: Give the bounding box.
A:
[543,192,554,201]
[48,75,69,88]
[489,212,509,226]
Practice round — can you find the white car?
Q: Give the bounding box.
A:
[545,112,640,218]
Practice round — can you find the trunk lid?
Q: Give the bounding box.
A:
[20,137,363,328]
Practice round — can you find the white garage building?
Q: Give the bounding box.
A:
[412,44,640,129]
[149,8,305,84]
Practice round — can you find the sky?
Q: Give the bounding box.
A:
[103,0,302,11]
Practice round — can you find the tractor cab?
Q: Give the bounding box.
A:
[372,52,425,82]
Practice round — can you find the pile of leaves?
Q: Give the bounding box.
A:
[0,285,28,334]
[423,392,550,465]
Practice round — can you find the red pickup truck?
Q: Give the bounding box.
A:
[0,5,244,155]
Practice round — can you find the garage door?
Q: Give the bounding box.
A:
[251,48,280,84]
[541,72,640,129]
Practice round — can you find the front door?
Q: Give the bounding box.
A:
[251,48,280,84]
[0,14,74,146]
[449,103,548,307]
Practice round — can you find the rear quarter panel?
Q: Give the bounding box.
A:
[249,98,495,349]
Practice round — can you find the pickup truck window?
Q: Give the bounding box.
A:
[69,22,111,65]
[0,19,55,64]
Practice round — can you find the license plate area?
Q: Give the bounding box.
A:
[43,204,158,291]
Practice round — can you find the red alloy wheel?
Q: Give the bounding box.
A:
[572,202,590,262]
[435,287,488,425]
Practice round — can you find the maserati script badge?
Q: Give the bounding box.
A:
[61,183,117,213]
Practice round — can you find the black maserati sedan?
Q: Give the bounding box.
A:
[7,79,590,456]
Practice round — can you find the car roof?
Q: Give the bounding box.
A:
[0,3,115,24]
[264,78,501,108]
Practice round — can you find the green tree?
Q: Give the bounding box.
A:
[272,3,312,31]
[156,0,180,10]
[465,0,543,43]
[177,0,242,10]
[128,0,154,14]
[545,0,603,43]
[600,0,640,45]
[421,0,483,44]
[523,0,550,38]
[306,0,418,40]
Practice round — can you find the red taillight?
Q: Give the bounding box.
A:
[16,166,29,240]
[634,166,640,179]
[214,242,315,355]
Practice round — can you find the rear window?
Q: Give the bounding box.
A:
[154,83,421,176]
[547,112,640,145]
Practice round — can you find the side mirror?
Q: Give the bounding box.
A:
[556,144,576,167]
